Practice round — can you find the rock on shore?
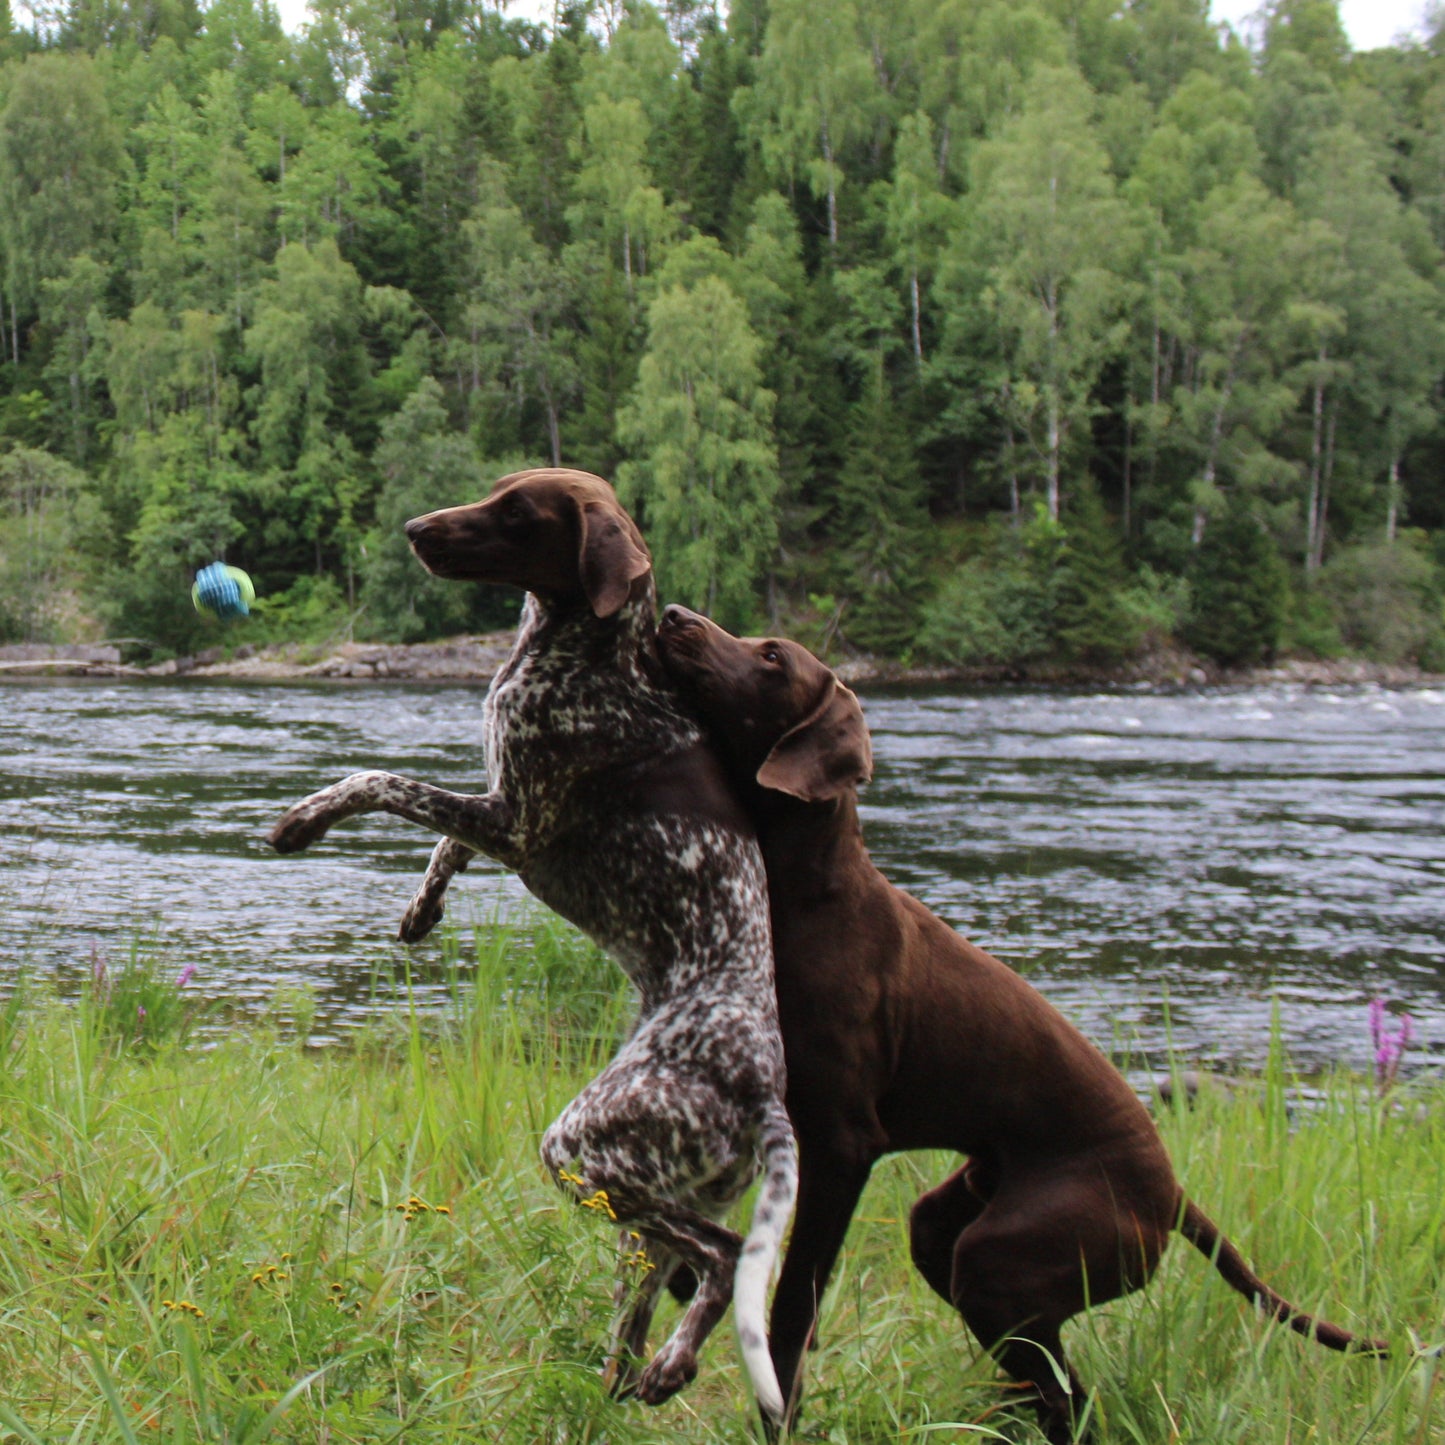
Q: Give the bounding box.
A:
[1,635,1439,689]
[0,635,515,682]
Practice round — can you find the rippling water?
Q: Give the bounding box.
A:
[2,677,1442,1073]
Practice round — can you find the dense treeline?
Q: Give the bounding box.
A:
[2,0,1445,669]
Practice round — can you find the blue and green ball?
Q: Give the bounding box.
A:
[191,562,255,620]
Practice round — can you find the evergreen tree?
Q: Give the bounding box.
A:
[1052,484,1138,662]
[360,376,502,642]
[1184,494,1289,665]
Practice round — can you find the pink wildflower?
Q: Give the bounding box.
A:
[1370,998,1412,1094]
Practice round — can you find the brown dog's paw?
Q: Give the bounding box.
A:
[633,1343,697,1406]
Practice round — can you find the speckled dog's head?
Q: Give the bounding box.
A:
[658,605,872,804]
[405,468,651,618]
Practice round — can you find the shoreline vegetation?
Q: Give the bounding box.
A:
[3,634,1443,690]
[9,5,1445,692]
[1,923,1442,1443]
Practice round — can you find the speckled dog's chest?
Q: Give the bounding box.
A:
[480,602,727,968]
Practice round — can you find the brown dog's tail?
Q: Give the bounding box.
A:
[1178,1199,1388,1355]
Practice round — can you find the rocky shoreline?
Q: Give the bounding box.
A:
[2,634,1441,690]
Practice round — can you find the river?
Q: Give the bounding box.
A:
[2,677,1442,1076]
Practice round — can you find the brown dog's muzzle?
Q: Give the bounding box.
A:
[659,603,705,638]
[404,505,499,580]
[658,604,716,669]
[403,513,439,561]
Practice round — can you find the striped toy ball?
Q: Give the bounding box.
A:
[191,562,255,620]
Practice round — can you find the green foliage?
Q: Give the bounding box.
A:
[0,446,100,642]
[1,0,1444,669]
[1053,484,1143,662]
[1318,535,1445,667]
[0,52,122,315]
[1184,497,1290,666]
[359,378,511,643]
[616,273,779,629]
[915,508,1062,668]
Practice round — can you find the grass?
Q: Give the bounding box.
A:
[0,915,1442,1444]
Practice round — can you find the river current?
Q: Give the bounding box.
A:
[2,678,1442,1075]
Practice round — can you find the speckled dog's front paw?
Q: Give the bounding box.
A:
[397,887,445,943]
[267,800,334,854]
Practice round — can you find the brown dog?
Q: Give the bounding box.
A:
[657,604,1385,1443]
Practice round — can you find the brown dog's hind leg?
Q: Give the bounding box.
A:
[908,1162,991,1305]
[945,1172,1169,1445]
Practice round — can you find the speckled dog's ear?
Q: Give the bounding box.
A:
[756,679,872,803]
[578,500,651,617]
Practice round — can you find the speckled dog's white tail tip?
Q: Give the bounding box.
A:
[734,1105,799,1424]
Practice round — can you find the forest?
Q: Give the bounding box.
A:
[2,0,1445,671]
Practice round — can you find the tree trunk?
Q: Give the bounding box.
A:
[1193,371,1236,546]
[1146,320,1161,494]
[1311,399,1337,574]
[546,397,562,467]
[910,269,922,369]
[1304,347,1326,574]
[1122,399,1133,539]
[1045,276,1060,521]
[1045,381,1061,522]
[821,120,838,249]
[1385,454,1401,543]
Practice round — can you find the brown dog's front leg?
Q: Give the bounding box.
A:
[768,1157,871,1430]
[268,771,521,869]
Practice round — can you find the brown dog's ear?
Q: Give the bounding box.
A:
[578,501,651,617]
[756,680,873,802]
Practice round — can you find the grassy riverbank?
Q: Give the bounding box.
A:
[1,924,1443,1444]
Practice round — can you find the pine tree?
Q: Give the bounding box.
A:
[1184,495,1289,665]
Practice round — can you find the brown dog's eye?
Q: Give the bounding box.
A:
[760,645,784,667]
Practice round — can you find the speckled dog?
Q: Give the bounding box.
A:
[268,469,797,1421]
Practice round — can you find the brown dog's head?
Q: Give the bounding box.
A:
[658,605,872,804]
[404,468,651,618]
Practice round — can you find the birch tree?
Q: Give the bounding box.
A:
[941,64,1134,520]
[617,275,779,627]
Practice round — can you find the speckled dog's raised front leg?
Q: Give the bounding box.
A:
[267,771,520,871]
[398,837,475,943]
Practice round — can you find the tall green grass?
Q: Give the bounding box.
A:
[0,915,1441,1443]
